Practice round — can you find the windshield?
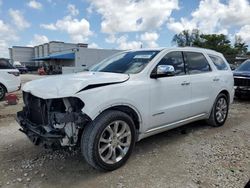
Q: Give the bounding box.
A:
[237,60,250,71]
[90,50,160,74]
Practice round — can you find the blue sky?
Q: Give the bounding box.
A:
[0,0,250,57]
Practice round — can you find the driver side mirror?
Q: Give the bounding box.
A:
[150,65,175,79]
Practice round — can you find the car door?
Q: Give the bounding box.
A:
[0,59,20,92]
[148,51,192,130]
[208,54,233,102]
[183,51,219,116]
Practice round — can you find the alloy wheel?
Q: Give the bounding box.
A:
[215,97,228,123]
[98,120,132,164]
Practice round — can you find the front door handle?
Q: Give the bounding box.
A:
[181,81,190,86]
[213,78,220,82]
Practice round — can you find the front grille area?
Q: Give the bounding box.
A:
[234,77,250,87]
[23,92,48,125]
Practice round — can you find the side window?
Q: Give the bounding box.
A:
[157,51,185,76]
[184,52,211,74]
[0,59,13,69]
[209,55,228,70]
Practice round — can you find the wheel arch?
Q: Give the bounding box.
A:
[219,89,230,103]
[98,104,142,134]
[208,89,230,118]
[0,82,7,92]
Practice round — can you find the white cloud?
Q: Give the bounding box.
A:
[41,5,92,43]
[9,9,30,30]
[167,18,197,34]
[89,0,179,33]
[41,16,92,43]
[55,16,92,43]
[105,34,116,43]
[104,34,142,50]
[237,25,250,43]
[0,40,9,57]
[105,32,159,49]
[140,32,159,48]
[47,0,56,6]
[88,42,100,48]
[29,34,49,46]
[116,35,142,50]
[27,0,42,10]
[0,20,19,57]
[40,23,57,30]
[0,20,17,41]
[167,0,250,37]
[67,4,79,16]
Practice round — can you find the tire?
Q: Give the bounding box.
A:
[207,93,229,127]
[81,110,136,171]
[0,84,6,101]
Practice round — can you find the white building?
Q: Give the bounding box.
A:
[9,41,121,73]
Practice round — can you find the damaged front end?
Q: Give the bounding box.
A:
[16,92,90,148]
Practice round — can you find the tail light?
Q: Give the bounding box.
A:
[8,71,20,76]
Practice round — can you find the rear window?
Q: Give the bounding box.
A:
[0,59,14,69]
[209,55,228,70]
[184,52,211,74]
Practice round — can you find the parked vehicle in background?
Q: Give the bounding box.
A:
[38,67,46,75]
[233,60,250,98]
[17,47,234,171]
[0,58,21,100]
[26,65,40,72]
[15,65,28,74]
[229,64,237,71]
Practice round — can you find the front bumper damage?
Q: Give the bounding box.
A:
[16,92,90,148]
[17,110,64,148]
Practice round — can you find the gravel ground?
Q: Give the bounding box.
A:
[0,74,249,188]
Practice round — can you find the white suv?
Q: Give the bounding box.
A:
[17,47,234,171]
[0,58,21,100]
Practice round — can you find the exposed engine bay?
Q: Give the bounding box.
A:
[17,92,89,148]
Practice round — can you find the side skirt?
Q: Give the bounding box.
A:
[137,113,207,141]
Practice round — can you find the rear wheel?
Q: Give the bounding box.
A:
[207,93,229,127]
[81,110,136,171]
[0,84,6,101]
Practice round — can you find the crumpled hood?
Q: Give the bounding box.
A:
[23,72,129,99]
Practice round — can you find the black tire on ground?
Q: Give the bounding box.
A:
[0,84,6,101]
[81,110,136,171]
[207,93,229,127]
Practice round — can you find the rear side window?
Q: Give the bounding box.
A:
[157,51,185,76]
[184,52,211,74]
[0,59,14,69]
[209,55,228,70]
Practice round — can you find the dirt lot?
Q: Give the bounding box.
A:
[0,74,249,188]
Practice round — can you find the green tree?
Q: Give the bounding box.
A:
[172,29,201,47]
[198,34,236,55]
[172,29,249,56]
[234,35,248,55]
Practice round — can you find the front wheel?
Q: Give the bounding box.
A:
[81,110,136,171]
[207,93,229,127]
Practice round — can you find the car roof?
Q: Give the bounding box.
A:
[127,47,223,57]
